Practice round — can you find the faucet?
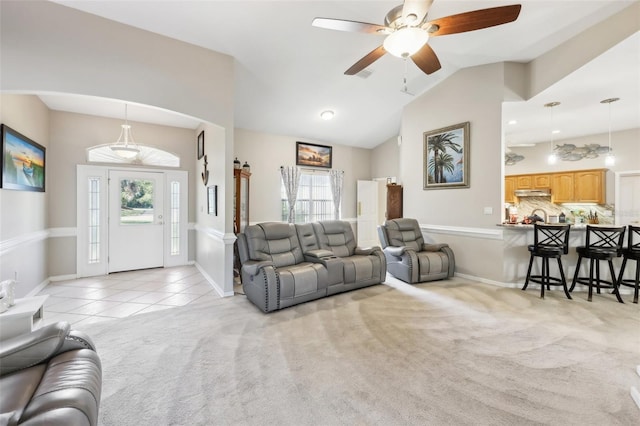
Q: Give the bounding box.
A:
[531,208,547,223]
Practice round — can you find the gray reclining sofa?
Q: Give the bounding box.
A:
[237,220,386,312]
[0,321,102,425]
[378,218,455,284]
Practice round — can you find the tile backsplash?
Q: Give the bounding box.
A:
[506,196,614,224]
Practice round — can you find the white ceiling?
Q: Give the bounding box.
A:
[43,0,639,149]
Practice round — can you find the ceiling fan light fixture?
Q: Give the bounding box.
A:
[383,27,429,58]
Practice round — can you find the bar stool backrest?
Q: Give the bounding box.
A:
[628,225,640,252]
[534,223,571,254]
[585,225,626,253]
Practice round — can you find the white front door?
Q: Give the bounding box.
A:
[108,170,164,273]
[357,180,381,248]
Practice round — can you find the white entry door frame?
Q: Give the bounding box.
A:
[76,165,188,277]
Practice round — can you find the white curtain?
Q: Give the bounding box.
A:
[280,166,301,223]
[329,169,344,220]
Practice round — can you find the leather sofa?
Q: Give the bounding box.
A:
[0,321,102,426]
[237,220,386,312]
[378,218,455,284]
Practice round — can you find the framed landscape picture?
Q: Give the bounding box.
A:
[424,121,470,190]
[296,141,332,168]
[1,124,46,192]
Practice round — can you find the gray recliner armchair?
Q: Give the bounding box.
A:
[0,321,102,425]
[378,218,455,284]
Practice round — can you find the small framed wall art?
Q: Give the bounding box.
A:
[296,141,332,169]
[207,185,217,216]
[197,130,205,160]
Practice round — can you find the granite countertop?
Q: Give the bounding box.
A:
[498,223,588,230]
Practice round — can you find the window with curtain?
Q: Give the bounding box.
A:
[281,172,336,223]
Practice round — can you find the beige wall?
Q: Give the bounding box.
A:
[371,135,400,180]
[401,63,506,227]
[1,0,236,294]
[0,95,50,296]
[234,128,372,222]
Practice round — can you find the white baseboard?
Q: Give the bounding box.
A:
[194,262,233,298]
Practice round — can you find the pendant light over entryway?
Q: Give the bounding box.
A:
[110,104,140,159]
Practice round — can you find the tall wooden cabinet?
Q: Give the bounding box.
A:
[233,169,251,234]
[386,184,403,220]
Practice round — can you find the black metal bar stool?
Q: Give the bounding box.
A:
[618,225,640,303]
[570,225,626,303]
[523,223,572,299]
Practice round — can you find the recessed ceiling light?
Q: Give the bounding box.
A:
[508,120,517,125]
[320,110,335,120]
[552,129,561,134]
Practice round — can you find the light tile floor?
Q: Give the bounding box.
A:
[38,265,222,327]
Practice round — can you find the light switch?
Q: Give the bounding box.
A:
[483,207,493,215]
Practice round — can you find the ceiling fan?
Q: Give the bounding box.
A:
[312,0,522,76]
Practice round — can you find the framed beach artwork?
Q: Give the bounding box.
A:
[423,122,469,190]
[296,142,332,169]
[1,124,46,192]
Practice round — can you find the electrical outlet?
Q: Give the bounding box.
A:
[483,207,493,215]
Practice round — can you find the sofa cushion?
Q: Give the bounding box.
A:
[244,223,304,268]
[342,255,381,284]
[277,262,328,299]
[385,218,424,251]
[417,251,449,279]
[313,221,357,257]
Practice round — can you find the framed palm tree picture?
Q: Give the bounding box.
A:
[423,122,470,190]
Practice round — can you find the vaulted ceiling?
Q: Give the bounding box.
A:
[43,1,639,149]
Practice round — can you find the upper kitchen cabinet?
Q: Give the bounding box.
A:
[505,176,516,203]
[532,174,551,189]
[506,169,607,204]
[574,169,606,203]
[551,173,574,203]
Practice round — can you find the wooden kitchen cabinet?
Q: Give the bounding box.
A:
[506,168,606,204]
[532,174,551,189]
[386,184,403,220]
[516,175,532,189]
[574,169,605,203]
[505,177,516,203]
[551,173,574,203]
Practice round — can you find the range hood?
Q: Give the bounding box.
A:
[515,189,551,197]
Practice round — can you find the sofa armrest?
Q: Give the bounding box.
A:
[354,246,382,256]
[384,246,411,257]
[0,321,86,376]
[305,249,335,259]
[242,260,275,276]
[422,243,449,252]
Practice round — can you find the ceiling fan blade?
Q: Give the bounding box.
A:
[425,5,522,37]
[402,0,434,25]
[411,43,441,75]
[345,45,386,75]
[312,18,388,34]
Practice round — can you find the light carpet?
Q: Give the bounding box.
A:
[78,277,640,425]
